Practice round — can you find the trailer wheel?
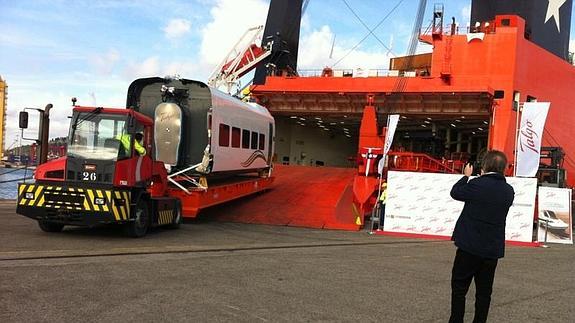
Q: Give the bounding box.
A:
[124,200,149,238]
[38,221,64,233]
[168,201,183,229]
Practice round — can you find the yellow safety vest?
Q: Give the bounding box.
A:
[116,134,146,156]
[379,189,387,204]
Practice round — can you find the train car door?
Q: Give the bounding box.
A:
[268,122,274,164]
[154,102,182,167]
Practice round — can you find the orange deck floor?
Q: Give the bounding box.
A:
[201,164,360,230]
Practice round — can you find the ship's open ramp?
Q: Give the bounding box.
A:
[202,165,360,230]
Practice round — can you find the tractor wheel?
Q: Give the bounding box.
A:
[124,200,150,238]
[168,201,183,229]
[38,221,65,233]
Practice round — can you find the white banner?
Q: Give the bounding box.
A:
[516,102,550,177]
[383,114,400,157]
[537,187,573,244]
[378,114,400,175]
[384,171,537,243]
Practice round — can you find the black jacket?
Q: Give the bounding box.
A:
[450,173,515,259]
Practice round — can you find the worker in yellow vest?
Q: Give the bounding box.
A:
[117,133,146,156]
[378,182,388,230]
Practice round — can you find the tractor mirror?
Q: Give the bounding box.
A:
[19,111,29,129]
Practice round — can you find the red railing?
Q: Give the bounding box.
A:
[387,152,464,174]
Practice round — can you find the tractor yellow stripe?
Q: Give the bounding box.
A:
[96,190,109,212]
[87,190,99,211]
[19,186,27,205]
[28,186,43,206]
[123,192,130,218]
[37,193,45,207]
[114,191,125,220]
[83,190,90,210]
[18,185,32,205]
[18,184,26,196]
[24,185,37,206]
[107,191,120,221]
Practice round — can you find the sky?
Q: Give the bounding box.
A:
[1,0,575,151]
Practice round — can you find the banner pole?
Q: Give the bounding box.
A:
[377,114,391,202]
[513,103,522,177]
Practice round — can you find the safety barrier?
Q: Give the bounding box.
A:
[387,152,463,174]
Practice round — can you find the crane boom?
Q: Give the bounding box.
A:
[207,25,272,94]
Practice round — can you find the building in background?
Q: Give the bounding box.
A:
[0,76,7,160]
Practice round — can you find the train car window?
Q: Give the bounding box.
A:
[231,127,241,148]
[251,131,258,149]
[219,124,230,147]
[259,133,265,150]
[242,129,250,148]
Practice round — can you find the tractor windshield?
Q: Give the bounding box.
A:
[67,112,129,160]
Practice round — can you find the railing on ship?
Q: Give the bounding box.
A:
[421,24,498,36]
[387,151,465,174]
[297,68,424,78]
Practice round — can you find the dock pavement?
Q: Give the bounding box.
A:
[0,200,573,322]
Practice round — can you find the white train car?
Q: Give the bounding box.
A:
[210,89,274,173]
[127,77,274,177]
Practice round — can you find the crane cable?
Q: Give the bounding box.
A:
[392,0,427,94]
[341,0,396,57]
[333,0,405,68]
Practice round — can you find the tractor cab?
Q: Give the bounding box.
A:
[65,106,154,187]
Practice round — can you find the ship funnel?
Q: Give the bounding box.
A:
[471,0,572,60]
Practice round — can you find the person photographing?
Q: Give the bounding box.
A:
[448,150,514,323]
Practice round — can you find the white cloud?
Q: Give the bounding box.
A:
[123,57,161,80]
[200,0,268,66]
[299,25,395,70]
[3,76,129,147]
[122,56,203,81]
[0,31,56,48]
[461,5,471,24]
[300,10,311,32]
[570,39,575,64]
[164,61,201,78]
[163,18,192,40]
[298,26,337,68]
[91,48,121,75]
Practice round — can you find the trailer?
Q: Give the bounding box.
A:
[16,78,275,237]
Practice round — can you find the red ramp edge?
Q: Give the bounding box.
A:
[203,165,360,230]
[374,231,542,247]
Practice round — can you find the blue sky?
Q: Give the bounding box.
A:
[1,0,574,149]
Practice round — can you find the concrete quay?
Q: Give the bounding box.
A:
[0,200,573,322]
